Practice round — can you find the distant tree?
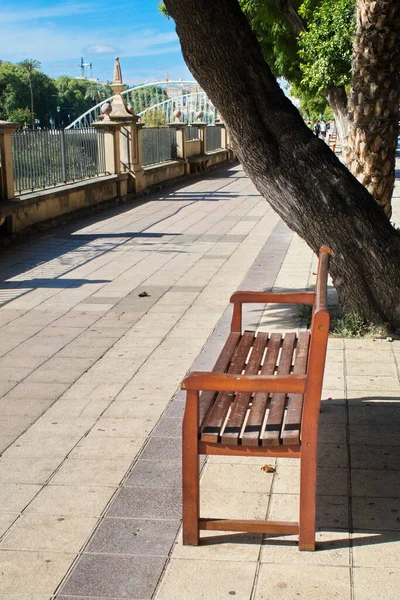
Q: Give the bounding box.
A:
[18,59,41,126]
[0,61,57,126]
[141,107,167,127]
[127,85,169,114]
[7,107,32,126]
[54,76,96,121]
[84,81,114,104]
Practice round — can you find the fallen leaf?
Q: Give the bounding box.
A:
[138,291,150,297]
[261,464,276,473]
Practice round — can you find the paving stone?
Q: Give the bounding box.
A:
[60,554,165,599]
[260,531,350,565]
[151,417,182,438]
[50,458,132,486]
[351,469,400,497]
[140,437,182,461]
[156,558,257,600]
[2,434,80,458]
[353,567,400,600]
[0,550,76,594]
[86,517,179,556]
[201,462,273,494]
[162,400,185,418]
[173,528,262,562]
[0,484,41,513]
[350,445,400,470]
[349,424,400,446]
[107,486,182,520]
[0,457,61,484]
[26,484,116,517]
[124,459,182,489]
[0,514,98,552]
[254,564,351,599]
[268,494,349,529]
[352,497,400,531]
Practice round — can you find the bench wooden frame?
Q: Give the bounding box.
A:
[181,246,331,551]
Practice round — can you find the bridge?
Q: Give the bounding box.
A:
[67,80,218,129]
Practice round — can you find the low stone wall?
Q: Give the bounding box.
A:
[0,150,232,235]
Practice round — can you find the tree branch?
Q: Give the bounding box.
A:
[274,0,307,35]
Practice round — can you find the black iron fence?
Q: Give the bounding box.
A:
[140,127,177,166]
[186,126,200,141]
[206,126,222,152]
[12,128,107,194]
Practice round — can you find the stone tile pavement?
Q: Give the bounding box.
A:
[0,163,399,599]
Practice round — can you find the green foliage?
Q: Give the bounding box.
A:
[7,107,32,125]
[240,0,355,112]
[84,82,113,103]
[331,312,364,337]
[241,0,302,83]
[127,85,169,114]
[331,312,389,338]
[298,0,355,96]
[18,58,41,76]
[54,76,101,122]
[158,2,170,18]
[0,61,58,126]
[141,107,167,127]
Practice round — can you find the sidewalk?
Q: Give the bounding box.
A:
[0,163,399,599]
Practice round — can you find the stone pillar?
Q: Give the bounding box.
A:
[0,121,19,201]
[99,57,146,194]
[93,121,121,175]
[130,119,146,193]
[169,123,190,174]
[193,122,207,155]
[215,122,227,149]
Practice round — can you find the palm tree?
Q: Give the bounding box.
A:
[18,59,41,127]
[84,82,113,104]
[345,0,400,218]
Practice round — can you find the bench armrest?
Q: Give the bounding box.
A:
[230,291,315,304]
[230,291,315,332]
[181,371,306,394]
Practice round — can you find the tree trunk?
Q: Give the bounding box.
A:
[345,0,400,219]
[324,86,349,153]
[165,0,400,329]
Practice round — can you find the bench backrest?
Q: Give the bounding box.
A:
[302,246,331,439]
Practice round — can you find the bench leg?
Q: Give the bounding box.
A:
[299,449,317,551]
[182,391,200,545]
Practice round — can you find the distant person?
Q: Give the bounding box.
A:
[319,120,327,139]
[313,121,320,137]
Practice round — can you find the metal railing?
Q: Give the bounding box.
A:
[206,126,222,152]
[140,127,177,166]
[186,126,200,141]
[12,128,107,194]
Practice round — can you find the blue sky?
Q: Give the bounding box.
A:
[1,1,193,84]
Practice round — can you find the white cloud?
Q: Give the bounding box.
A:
[84,44,119,55]
[0,2,100,22]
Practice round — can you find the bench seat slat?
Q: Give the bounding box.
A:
[221,332,268,444]
[199,332,241,425]
[241,333,282,446]
[282,331,310,445]
[262,333,296,446]
[201,331,255,442]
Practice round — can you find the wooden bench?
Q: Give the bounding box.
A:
[327,131,337,152]
[181,246,331,551]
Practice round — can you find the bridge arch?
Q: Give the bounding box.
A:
[66,81,217,129]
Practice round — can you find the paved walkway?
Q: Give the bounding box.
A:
[0,163,399,599]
